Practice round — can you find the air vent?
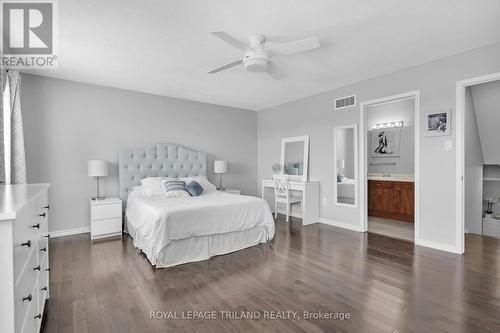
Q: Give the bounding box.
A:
[334,95,356,110]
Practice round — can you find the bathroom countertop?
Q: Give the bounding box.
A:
[367,174,414,182]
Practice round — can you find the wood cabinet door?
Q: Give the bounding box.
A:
[393,187,405,214]
[402,184,414,216]
[369,188,380,211]
[381,189,394,212]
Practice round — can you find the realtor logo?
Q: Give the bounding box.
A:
[1,0,58,68]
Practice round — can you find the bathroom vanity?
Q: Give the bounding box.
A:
[368,174,414,223]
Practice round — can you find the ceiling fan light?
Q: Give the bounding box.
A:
[244,58,269,73]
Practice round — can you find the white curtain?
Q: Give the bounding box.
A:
[0,70,26,184]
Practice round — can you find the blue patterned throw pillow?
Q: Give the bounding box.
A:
[185,181,203,196]
[164,180,190,197]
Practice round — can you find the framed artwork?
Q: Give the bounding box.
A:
[370,128,401,158]
[426,109,451,136]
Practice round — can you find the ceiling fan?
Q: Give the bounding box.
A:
[208,31,321,80]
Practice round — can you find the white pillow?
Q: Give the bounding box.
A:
[140,177,175,196]
[131,185,146,196]
[165,190,191,198]
[179,176,217,194]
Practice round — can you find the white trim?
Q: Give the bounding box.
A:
[415,239,462,254]
[319,218,364,232]
[333,124,359,208]
[280,135,310,182]
[455,71,500,255]
[359,90,420,244]
[50,226,90,238]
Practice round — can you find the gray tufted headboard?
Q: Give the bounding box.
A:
[118,143,207,203]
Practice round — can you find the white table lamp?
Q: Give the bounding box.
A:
[214,160,228,190]
[337,159,345,173]
[88,160,108,200]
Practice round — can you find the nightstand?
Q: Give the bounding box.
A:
[90,197,123,240]
[221,188,242,195]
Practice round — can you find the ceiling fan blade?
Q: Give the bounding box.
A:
[208,59,243,74]
[266,62,285,80]
[211,31,247,51]
[268,37,320,56]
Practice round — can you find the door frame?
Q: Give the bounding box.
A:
[359,90,420,241]
[455,72,500,254]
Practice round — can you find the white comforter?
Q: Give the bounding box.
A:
[126,190,275,254]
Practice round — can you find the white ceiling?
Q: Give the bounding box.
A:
[27,0,500,110]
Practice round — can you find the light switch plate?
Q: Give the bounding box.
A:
[322,198,328,205]
[445,140,453,150]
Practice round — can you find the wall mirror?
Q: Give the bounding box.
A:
[334,125,358,207]
[280,136,309,182]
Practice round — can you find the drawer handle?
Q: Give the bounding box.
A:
[33,265,41,271]
[44,205,50,209]
[41,247,47,252]
[45,268,51,272]
[22,294,32,302]
[43,234,50,239]
[34,314,42,320]
[41,286,47,291]
[31,223,40,229]
[39,213,46,217]
[21,240,31,247]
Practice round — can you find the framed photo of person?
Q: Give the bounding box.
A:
[426,109,451,136]
[370,128,401,158]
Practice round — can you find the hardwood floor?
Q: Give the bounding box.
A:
[368,217,414,241]
[43,217,500,333]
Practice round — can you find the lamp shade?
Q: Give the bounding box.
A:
[337,159,345,169]
[87,160,109,177]
[213,160,228,174]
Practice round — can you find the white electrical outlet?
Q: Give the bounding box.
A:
[444,140,453,150]
[322,198,328,205]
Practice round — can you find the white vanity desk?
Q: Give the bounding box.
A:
[261,179,319,225]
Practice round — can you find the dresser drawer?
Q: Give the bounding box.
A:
[20,281,39,333]
[38,255,49,313]
[37,236,49,266]
[91,203,122,220]
[13,199,40,282]
[14,248,38,333]
[91,217,122,239]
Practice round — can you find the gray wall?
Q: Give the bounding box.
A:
[464,87,484,235]
[258,42,500,250]
[22,74,257,233]
[367,99,415,174]
[470,80,500,164]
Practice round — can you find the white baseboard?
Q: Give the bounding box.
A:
[50,227,90,238]
[318,218,364,232]
[415,238,462,254]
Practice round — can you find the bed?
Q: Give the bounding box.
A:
[119,143,275,268]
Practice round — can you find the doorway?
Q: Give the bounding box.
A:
[457,72,500,253]
[360,91,420,242]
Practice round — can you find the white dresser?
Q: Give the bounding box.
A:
[0,184,50,333]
